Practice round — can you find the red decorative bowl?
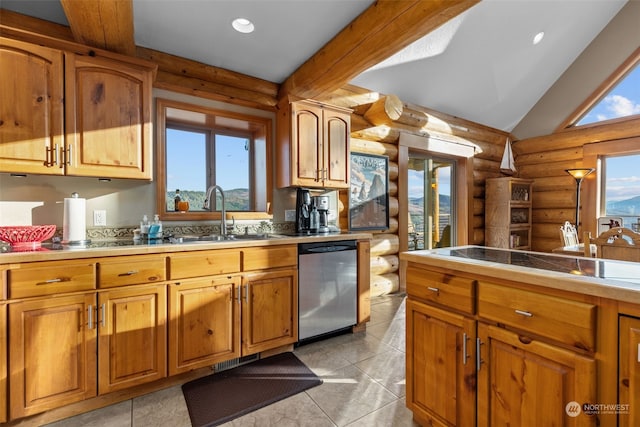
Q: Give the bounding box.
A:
[0,225,57,250]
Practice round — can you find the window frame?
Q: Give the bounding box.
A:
[582,136,640,236]
[156,98,273,221]
[558,46,640,131]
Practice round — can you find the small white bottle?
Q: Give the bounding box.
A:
[140,214,150,237]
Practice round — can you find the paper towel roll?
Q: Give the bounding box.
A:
[63,193,87,243]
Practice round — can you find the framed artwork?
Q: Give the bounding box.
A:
[349,152,389,231]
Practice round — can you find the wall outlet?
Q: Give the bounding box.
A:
[285,209,296,222]
[93,210,107,226]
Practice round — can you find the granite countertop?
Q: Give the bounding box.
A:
[401,245,640,304]
[0,232,372,264]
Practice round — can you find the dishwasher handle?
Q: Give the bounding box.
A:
[298,240,357,255]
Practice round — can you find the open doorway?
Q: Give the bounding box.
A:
[407,154,456,250]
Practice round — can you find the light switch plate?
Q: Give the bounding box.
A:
[93,210,107,226]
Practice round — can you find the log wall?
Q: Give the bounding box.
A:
[324,85,510,295]
[512,116,640,253]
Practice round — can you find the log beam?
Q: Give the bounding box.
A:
[279,0,479,101]
[364,95,403,125]
[60,0,136,56]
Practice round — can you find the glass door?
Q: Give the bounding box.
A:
[407,154,455,250]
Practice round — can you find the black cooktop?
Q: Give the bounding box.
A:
[437,246,640,286]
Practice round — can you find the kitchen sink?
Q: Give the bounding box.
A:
[169,233,285,244]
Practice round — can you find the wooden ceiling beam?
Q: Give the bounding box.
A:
[60,0,136,56]
[279,0,479,102]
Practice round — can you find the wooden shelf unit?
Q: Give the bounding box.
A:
[485,177,533,250]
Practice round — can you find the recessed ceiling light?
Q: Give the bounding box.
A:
[533,31,545,45]
[232,18,254,34]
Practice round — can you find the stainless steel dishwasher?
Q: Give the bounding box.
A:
[298,240,358,343]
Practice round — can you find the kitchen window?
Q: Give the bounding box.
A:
[600,153,640,229]
[156,98,272,220]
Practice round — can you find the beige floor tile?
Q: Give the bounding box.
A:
[44,400,131,427]
[344,399,419,427]
[355,347,406,398]
[221,392,335,427]
[132,385,191,427]
[305,364,398,426]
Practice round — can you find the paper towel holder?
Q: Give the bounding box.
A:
[62,192,91,246]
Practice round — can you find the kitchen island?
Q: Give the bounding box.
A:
[401,246,640,427]
[0,232,371,424]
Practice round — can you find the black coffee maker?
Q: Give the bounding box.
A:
[295,188,312,233]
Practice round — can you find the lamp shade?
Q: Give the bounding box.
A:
[565,168,595,180]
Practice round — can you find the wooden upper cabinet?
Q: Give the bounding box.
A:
[0,38,64,174]
[323,107,350,188]
[0,36,153,179]
[65,54,153,179]
[277,99,351,188]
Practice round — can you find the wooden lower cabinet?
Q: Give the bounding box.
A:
[242,268,298,355]
[97,284,167,394]
[8,293,97,419]
[619,315,640,427]
[168,275,241,375]
[406,298,476,427]
[477,323,596,427]
[1,303,7,423]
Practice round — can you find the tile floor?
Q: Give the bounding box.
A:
[45,293,418,427]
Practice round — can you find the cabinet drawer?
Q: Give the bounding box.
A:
[8,261,96,299]
[405,265,475,314]
[98,255,166,288]
[478,281,596,352]
[170,249,241,279]
[242,245,297,271]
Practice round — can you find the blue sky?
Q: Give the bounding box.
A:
[166,130,248,192]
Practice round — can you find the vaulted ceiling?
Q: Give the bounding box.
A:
[1,0,636,139]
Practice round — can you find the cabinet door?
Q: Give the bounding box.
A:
[242,268,298,355]
[0,303,6,423]
[619,315,640,427]
[65,54,152,179]
[292,103,323,187]
[0,38,64,174]
[322,109,350,189]
[168,275,240,375]
[97,284,166,394]
[406,299,476,427]
[477,323,596,427]
[9,294,97,419]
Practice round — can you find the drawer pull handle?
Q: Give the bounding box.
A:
[515,309,533,317]
[119,270,139,276]
[100,303,106,327]
[88,305,94,329]
[37,278,66,285]
[476,338,484,371]
[427,287,440,293]
[462,333,469,365]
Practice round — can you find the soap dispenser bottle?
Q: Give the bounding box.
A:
[150,214,163,240]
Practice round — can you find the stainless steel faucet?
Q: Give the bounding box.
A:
[204,185,227,236]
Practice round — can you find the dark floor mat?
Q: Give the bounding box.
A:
[181,352,322,427]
